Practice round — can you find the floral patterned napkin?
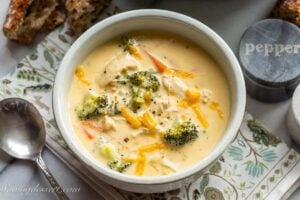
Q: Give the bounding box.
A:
[0,2,299,200]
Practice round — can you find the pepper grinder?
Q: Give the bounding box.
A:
[239,19,300,102]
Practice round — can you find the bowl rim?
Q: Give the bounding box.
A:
[291,84,300,123]
[53,9,246,185]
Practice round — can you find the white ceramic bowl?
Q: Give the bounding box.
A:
[53,9,246,193]
[287,84,300,145]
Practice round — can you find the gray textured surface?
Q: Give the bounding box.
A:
[0,0,299,199]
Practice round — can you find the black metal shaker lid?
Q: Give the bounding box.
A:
[239,19,300,102]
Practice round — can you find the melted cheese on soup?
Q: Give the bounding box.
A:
[68,32,231,176]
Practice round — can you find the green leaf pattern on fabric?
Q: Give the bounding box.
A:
[227,146,243,161]
[247,120,281,147]
[44,50,55,68]
[200,174,209,194]
[204,187,225,200]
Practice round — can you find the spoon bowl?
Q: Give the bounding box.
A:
[0,98,45,159]
[0,98,69,200]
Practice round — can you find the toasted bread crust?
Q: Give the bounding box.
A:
[272,0,300,26]
[43,0,66,30]
[3,0,34,41]
[65,0,111,34]
[3,0,65,44]
[3,0,111,44]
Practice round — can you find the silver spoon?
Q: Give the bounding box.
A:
[0,98,69,200]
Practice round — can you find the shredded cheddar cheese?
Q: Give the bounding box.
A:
[192,104,209,129]
[129,45,142,59]
[167,68,195,79]
[122,157,136,163]
[177,99,189,108]
[209,101,219,110]
[121,107,142,129]
[140,111,157,130]
[138,143,167,153]
[218,110,224,119]
[135,153,146,176]
[209,101,224,119]
[143,91,152,105]
[186,88,201,104]
[132,143,168,176]
[75,65,91,86]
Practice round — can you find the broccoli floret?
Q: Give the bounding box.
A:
[76,93,108,119]
[163,121,199,146]
[128,71,159,110]
[97,136,131,173]
[106,100,121,115]
[108,160,131,173]
[131,86,145,108]
[128,71,160,92]
[121,36,136,54]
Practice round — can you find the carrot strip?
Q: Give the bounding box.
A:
[81,120,103,131]
[83,129,94,140]
[144,51,168,73]
[145,50,195,78]
[192,104,209,129]
[121,106,142,129]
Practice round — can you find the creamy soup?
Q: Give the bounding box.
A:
[68,32,231,176]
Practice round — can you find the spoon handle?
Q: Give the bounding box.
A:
[35,153,70,200]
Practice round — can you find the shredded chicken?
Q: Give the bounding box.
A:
[102,116,117,132]
[156,97,178,115]
[100,53,140,87]
[131,127,148,137]
[161,158,178,172]
[162,75,188,97]
[148,154,178,172]
[201,89,212,104]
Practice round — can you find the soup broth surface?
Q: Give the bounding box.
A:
[68,32,231,176]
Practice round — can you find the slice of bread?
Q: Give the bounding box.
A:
[3,0,112,44]
[272,0,300,26]
[43,0,66,30]
[3,0,66,44]
[65,0,111,34]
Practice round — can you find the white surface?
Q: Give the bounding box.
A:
[287,85,300,145]
[53,9,246,193]
[0,0,299,199]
